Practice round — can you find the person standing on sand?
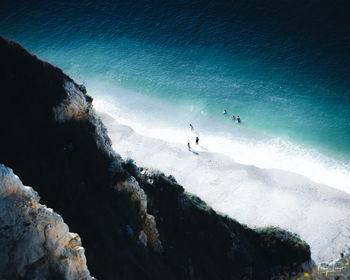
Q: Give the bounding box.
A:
[189,124,194,131]
[195,137,199,145]
[187,142,191,151]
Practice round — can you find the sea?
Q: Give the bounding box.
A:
[2,1,350,260]
[2,0,350,192]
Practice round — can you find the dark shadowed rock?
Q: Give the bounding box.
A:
[0,36,310,280]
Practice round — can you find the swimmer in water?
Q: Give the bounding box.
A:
[223,109,227,115]
[237,116,241,123]
[189,124,194,131]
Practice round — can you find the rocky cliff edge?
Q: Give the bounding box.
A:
[0,164,92,280]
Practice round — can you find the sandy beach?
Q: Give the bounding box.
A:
[99,110,350,262]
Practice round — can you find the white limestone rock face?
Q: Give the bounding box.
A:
[116,177,163,253]
[53,79,114,157]
[0,164,92,280]
[52,80,91,122]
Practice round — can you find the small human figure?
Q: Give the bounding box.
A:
[187,142,191,151]
[223,109,227,115]
[232,115,236,120]
[195,136,199,145]
[189,124,194,131]
[237,115,241,123]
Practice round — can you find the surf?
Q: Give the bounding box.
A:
[91,83,350,195]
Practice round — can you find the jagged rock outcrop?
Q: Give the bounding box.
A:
[0,36,311,280]
[0,164,92,280]
[115,176,163,252]
[53,79,114,156]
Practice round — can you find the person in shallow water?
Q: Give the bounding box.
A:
[223,109,227,114]
[187,142,191,151]
[232,115,236,120]
[237,116,241,123]
[189,124,194,131]
[196,137,199,144]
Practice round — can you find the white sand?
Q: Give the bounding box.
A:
[99,111,350,262]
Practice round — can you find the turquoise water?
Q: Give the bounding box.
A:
[1,0,350,185]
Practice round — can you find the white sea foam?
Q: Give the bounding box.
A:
[90,84,350,195]
[90,87,350,262]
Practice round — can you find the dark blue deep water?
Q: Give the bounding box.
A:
[2,0,350,190]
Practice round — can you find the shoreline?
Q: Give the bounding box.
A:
[98,110,350,262]
[92,95,350,194]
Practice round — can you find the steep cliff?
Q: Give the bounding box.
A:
[0,164,92,280]
[0,36,311,279]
